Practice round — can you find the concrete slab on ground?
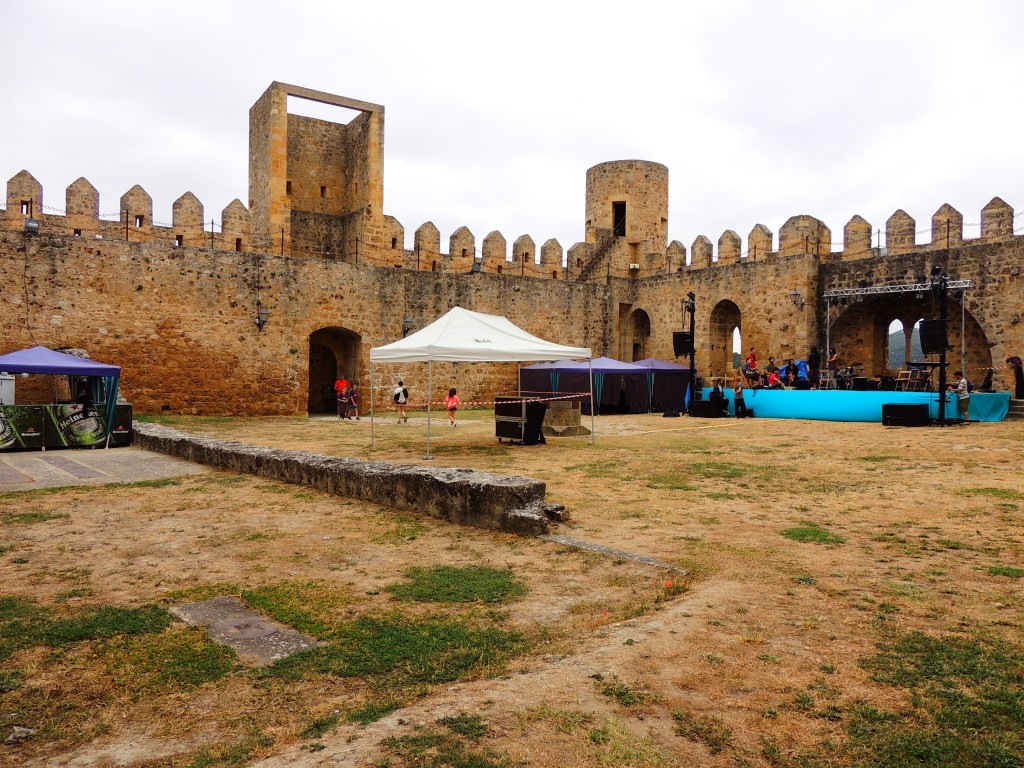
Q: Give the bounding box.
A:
[170,596,320,666]
[0,446,209,490]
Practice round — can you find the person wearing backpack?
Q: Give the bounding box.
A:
[393,380,409,423]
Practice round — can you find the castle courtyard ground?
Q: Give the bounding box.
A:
[2,410,1022,767]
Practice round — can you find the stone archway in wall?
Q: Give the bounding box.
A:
[308,327,362,414]
[708,300,741,379]
[624,308,651,361]
[828,294,993,379]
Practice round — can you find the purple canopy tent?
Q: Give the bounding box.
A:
[520,356,649,414]
[634,357,692,413]
[0,346,121,447]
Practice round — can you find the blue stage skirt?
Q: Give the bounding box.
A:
[702,389,1010,422]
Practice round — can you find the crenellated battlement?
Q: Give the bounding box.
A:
[3,81,1024,417]
[677,197,1020,272]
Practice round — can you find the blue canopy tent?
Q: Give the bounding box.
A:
[634,357,691,413]
[0,346,121,447]
[520,356,649,414]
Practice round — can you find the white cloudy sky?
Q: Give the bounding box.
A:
[3,1,1022,257]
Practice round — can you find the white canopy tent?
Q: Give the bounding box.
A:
[369,307,593,458]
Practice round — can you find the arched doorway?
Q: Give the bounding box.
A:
[626,309,651,361]
[708,300,741,378]
[308,327,361,414]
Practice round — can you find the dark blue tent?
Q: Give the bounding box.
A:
[634,358,691,413]
[520,356,649,414]
[0,346,121,446]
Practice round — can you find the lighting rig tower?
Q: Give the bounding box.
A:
[682,292,696,415]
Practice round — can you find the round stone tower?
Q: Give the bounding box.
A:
[585,160,669,256]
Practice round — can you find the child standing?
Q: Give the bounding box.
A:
[446,387,460,427]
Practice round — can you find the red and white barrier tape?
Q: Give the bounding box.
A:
[390,392,591,410]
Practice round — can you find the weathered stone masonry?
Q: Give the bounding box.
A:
[2,81,1022,414]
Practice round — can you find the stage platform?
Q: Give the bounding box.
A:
[700,388,1011,423]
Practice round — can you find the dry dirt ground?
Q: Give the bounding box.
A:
[2,409,1023,767]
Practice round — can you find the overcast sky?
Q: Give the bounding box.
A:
[4,1,1022,259]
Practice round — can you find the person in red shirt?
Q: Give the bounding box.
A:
[335,376,348,418]
[446,387,460,427]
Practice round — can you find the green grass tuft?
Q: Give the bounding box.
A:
[673,709,733,754]
[438,713,488,741]
[988,566,1024,580]
[386,566,527,604]
[347,700,402,725]
[781,523,846,545]
[260,613,530,689]
[103,627,236,695]
[3,511,70,525]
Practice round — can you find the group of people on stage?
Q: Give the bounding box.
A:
[740,347,824,390]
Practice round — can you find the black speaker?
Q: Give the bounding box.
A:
[852,376,868,391]
[879,376,896,391]
[882,403,929,427]
[673,331,694,357]
[919,319,948,355]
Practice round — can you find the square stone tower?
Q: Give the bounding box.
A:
[248,82,384,257]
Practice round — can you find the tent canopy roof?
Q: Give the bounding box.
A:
[370,307,591,363]
[634,357,691,372]
[0,346,120,376]
[521,356,645,374]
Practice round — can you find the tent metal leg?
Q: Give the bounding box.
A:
[589,359,595,444]
[370,361,375,448]
[424,360,434,460]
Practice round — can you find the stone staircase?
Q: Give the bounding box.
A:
[1007,399,1024,421]
[573,234,617,282]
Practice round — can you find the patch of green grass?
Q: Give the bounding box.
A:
[781,523,846,545]
[260,613,529,689]
[242,580,355,640]
[382,726,517,768]
[645,472,698,491]
[851,631,1024,765]
[859,455,898,462]
[989,566,1024,579]
[347,700,402,725]
[439,713,488,741]
[0,600,173,663]
[187,733,275,767]
[3,511,70,525]
[961,487,1024,501]
[595,675,647,707]
[0,670,22,693]
[589,716,675,766]
[41,605,174,647]
[102,627,236,696]
[300,712,340,739]
[386,566,527,605]
[673,709,733,755]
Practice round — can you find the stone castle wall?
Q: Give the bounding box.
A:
[3,82,1023,413]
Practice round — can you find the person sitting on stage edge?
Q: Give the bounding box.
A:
[784,358,799,385]
[709,378,729,416]
[763,356,778,386]
[767,369,784,389]
[950,370,971,423]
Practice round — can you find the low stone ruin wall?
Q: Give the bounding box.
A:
[133,422,566,535]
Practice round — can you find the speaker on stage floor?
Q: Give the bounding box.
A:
[919,319,948,355]
[882,403,930,427]
[673,331,694,357]
[852,376,868,391]
[879,376,896,391]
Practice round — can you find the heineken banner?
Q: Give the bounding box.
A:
[0,404,132,452]
[0,405,46,451]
